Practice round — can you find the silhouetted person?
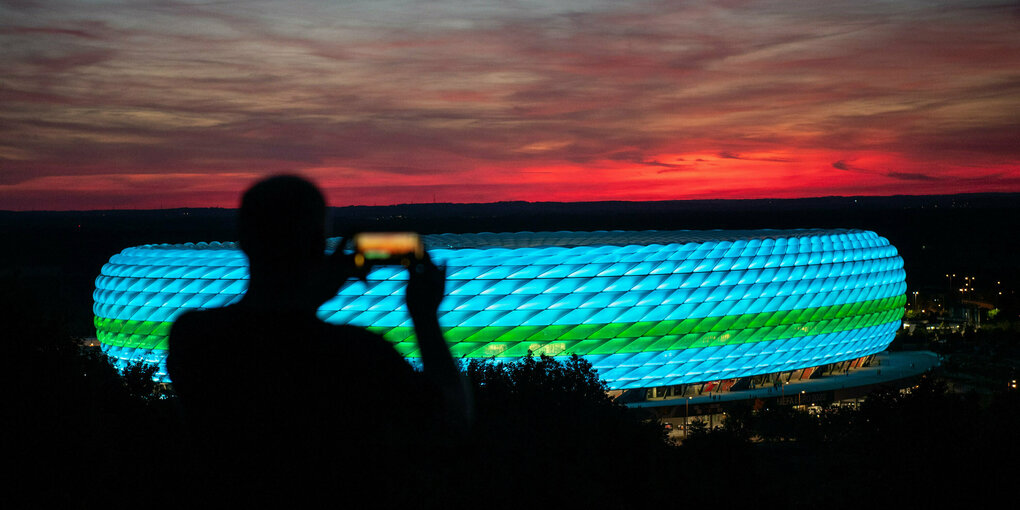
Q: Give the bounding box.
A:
[167,175,470,504]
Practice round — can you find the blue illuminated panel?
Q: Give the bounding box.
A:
[94,229,906,389]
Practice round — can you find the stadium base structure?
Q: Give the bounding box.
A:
[94,229,906,390]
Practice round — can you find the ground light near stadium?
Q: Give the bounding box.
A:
[93,229,906,389]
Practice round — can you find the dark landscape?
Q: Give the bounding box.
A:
[5,193,1019,507]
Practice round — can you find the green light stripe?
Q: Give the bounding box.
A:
[382,294,904,351]
[95,294,905,357]
[94,316,173,350]
[390,299,904,357]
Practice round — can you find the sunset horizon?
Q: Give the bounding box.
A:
[4,189,1017,213]
[3,1,1018,210]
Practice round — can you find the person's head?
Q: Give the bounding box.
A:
[238,175,327,273]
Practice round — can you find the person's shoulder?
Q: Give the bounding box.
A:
[167,308,232,384]
[321,324,408,362]
[324,323,385,341]
[172,306,226,333]
[318,325,420,390]
[169,305,250,349]
[177,303,234,324]
[176,305,244,323]
[321,324,390,353]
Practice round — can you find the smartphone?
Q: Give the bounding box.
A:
[353,232,424,268]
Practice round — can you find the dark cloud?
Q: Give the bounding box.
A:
[0,164,47,186]
[607,150,646,162]
[898,122,1020,160]
[606,150,690,172]
[29,49,116,72]
[643,160,686,169]
[719,151,794,163]
[0,0,43,10]
[655,167,686,174]
[3,26,102,39]
[886,172,937,181]
[833,160,939,182]
[0,86,71,104]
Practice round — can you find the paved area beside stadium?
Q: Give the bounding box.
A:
[625,350,939,411]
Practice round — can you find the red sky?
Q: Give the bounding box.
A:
[1,1,1018,210]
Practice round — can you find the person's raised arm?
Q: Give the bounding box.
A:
[405,253,473,430]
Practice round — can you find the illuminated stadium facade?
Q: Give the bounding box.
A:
[94,229,906,390]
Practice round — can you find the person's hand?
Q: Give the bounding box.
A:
[406,252,445,320]
[305,236,367,307]
[326,235,369,282]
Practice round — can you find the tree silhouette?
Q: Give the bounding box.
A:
[461,353,672,508]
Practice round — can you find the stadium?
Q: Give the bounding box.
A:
[93,229,906,392]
